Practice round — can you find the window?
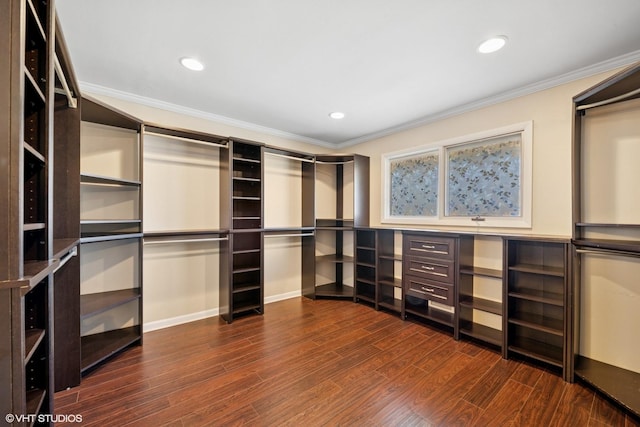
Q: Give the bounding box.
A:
[382,121,532,228]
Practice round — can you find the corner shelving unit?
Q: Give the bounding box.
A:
[313,154,369,299]
[571,61,640,417]
[79,96,143,374]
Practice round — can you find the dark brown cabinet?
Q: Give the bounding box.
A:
[403,233,459,330]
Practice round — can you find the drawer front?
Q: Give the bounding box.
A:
[405,275,453,305]
[404,257,454,283]
[404,234,455,260]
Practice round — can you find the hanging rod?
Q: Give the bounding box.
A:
[54,246,78,273]
[264,151,315,163]
[53,54,77,109]
[576,248,640,258]
[264,233,315,238]
[576,87,640,111]
[144,131,228,148]
[144,237,229,245]
[315,160,354,165]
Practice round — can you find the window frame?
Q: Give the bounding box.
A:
[382,121,533,228]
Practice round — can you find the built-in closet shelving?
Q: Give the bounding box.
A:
[312,154,369,299]
[457,236,503,348]
[1,0,80,421]
[51,16,82,392]
[79,97,143,374]
[220,138,264,322]
[571,61,640,417]
[354,229,403,316]
[262,146,316,301]
[376,230,403,314]
[142,125,229,327]
[354,229,377,305]
[504,237,570,380]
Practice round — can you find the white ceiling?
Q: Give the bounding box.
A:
[56,0,640,147]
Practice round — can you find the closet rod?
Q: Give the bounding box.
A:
[144,131,228,148]
[143,237,229,245]
[315,160,354,165]
[576,87,640,111]
[576,248,640,258]
[54,54,78,108]
[264,151,314,163]
[264,233,315,238]
[54,246,78,273]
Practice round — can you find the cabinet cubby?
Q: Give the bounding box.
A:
[457,236,503,348]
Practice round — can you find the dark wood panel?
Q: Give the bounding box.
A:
[55,298,635,426]
[80,289,140,319]
[81,326,141,373]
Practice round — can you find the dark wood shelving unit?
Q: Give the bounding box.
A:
[78,96,144,380]
[0,0,76,420]
[456,236,504,348]
[376,229,403,316]
[504,237,570,380]
[220,139,264,323]
[355,229,377,306]
[571,61,640,418]
[312,154,369,300]
[81,326,141,373]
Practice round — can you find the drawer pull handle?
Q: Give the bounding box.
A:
[421,266,435,271]
[422,245,436,249]
[421,287,435,292]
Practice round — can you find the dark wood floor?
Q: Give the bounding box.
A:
[55,297,639,426]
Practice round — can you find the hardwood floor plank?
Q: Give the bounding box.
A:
[550,382,595,426]
[53,297,632,426]
[463,358,521,409]
[512,369,566,426]
[472,379,533,427]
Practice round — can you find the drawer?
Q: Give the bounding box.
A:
[405,275,453,305]
[404,234,455,260]
[404,257,454,283]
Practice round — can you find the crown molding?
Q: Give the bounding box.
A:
[78,82,338,148]
[80,49,640,150]
[336,49,640,148]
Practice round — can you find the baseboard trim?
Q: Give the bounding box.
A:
[143,290,303,333]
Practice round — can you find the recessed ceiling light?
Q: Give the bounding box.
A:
[329,112,345,119]
[180,57,205,71]
[478,36,508,54]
